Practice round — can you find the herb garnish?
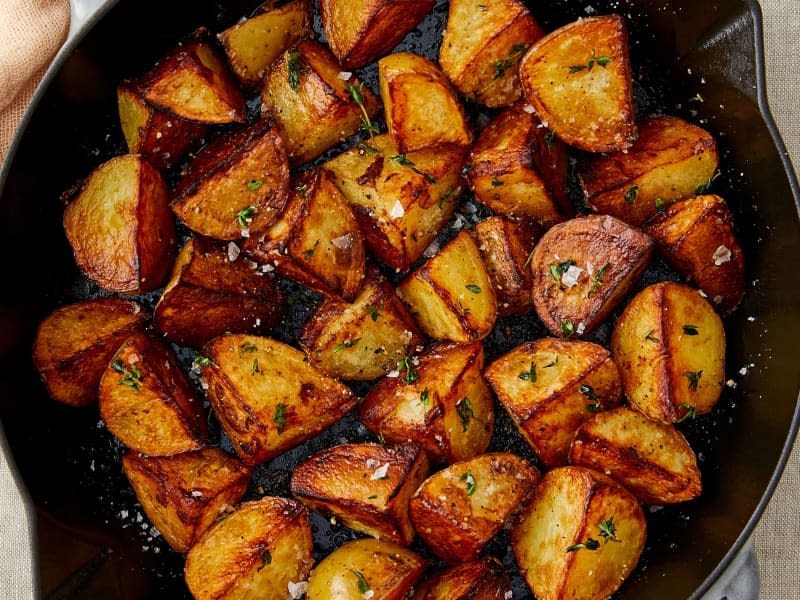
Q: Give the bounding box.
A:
[460,471,477,496]
[549,259,575,283]
[273,403,287,433]
[333,338,361,353]
[236,206,257,229]
[566,538,600,552]
[258,550,272,570]
[678,402,697,422]
[597,518,621,544]
[561,321,575,338]
[624,185,639,205]
[493,44,531,80]
[684,370,703,391]
[683,324,699,336]
[518,362,537,383]
[466,284,482,294]
[191,351,214,368]
[390,154,437,184]
[456,397,474,431]
[251,358,261,375]
[580,384,601,413]
[544,130,556,151]
[644,329,660,343]
[240,342,258,353]
[654,197,666,212]
[695,169,720,195]
[396,356,419,384]
[419,388,430,406]
[365,301,383,322]
[568,50,613,73]
[588,263,609,297]
[286,48,306,92]
[112,358,143,392]
[353,570,371,594]
[491,177,504,188]
[247,180,263,191]
[304,239,320,260]
[347,83,379,138]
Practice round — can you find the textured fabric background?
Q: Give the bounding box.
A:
[0,1,798,598]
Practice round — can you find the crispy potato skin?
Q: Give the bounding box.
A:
[611,281,725,422]
[409,452,539,564]
[122,448,251,554]
[519,15,636,152]
[32,298,147,407]
[530,215,654,338]
[185,497,314,600]
[569,406,701,504]
[643,194,744,316]
[322,0,434,69]
[411,557,513,600]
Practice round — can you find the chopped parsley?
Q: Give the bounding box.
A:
[251,358,261,375]
[247,180,263,191]
[419,388,430,406]
[191,351,214,368]
[236,206,257,229]
[544,130,556,151]
[258,550,272,570]
[566,537,600,552]
[655,197,666,212]
[491,177,505,188]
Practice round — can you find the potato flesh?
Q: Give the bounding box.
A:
[411,557,512,600]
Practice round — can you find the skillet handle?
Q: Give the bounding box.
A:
[68,0,113,39]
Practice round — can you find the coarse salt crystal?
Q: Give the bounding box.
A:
[387,370,400,378]
[523,104,536,114]
[505,592,513,600]
[698,289,708,298]
[561,265,583,287]
[390,200,405,219]
[261,264,275,273]
[240,228,250,238]
[338,71,353,81]
[191,491,203,497]
[365,459,378,469]
[227,242,241,261]
[712,245,731,266]
[739,366,748,376]
[713,295,723,304]
[332,233,352,249]
[370,463,390,480]
[288,581,308,599]
[423,240,440,258]
[576,322,586,336]
[363,591,375,600]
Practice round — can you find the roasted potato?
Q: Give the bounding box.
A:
[518,15,636,152]
[300,270,424,380]
[291,442,429,544]
[32,298,147,407]
[511,466,647,600]
[262,40,380,165]
[122,447,251,554]
[580,115,719,226]
[201,334,358,466]
[643,194,745,316]
[321,0,435,69]
[171,117,290,241]
[242,169,366,301]
[397,230,497,342]
[379,52,472,154]
[485,338,622,467]
[63,154,176,294]
[411,557,513,600]
[439,0,544,107]
[306,538,428,600]
[409,452,539,564]
[184,496,313,600]
[324,133,465,270]
[530,215,654,338]
[99,332,207,455]
[360,341,494,464]
[569,406,702,504]
[218,0,312,89]
[610,281,726,422]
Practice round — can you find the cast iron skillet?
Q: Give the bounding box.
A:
[1,0,799,598]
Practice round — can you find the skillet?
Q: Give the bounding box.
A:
[1,0,799,597]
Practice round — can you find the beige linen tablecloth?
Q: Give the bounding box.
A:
[1,1,798,598]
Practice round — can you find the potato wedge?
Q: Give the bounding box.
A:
[171,117,290,241]
[153,237,285,347]
[519,15,636,152]
[262,40,380,165]
[185,496,313,600]
[411,557,513,600]
[63,154,176,294]
[580,115,719,226]
[122,447,251,554]
[569,406,702,504]
[32,298,147,407]
[379,52,472,154]
[360,341,494,464]
[201,334,358,466]
[397,230,497,342]
[99,332,207,455]
[409,452,539,564]
[485,338,622,467]
[291,442,429,544]
[242,169,365,301]
[643,194,745,316]
[511,466,647,600]
[610,281,725,422]
[439,0,544,107]
[530,215,654,338]
[218,0,312,89]
[321,0,435,69]
[306,538,428,600]
[300,270,423,380]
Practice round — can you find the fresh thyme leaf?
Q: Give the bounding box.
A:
[597,518,621,543]
[655,197,666,212]
[258,550,272,570]
[566,537,600,552]
[460,471,477,496]
[644,329,660,343]
[365,301,383,322]
[419,388,430,406]
[695,169,720,195]
[549,259,575,283]
[273,403,287,433]
[333,338,361,353]
[466,284,482,294]
[561,321,575,338]
[304,239,320,260]
[295,183,307,197]
[543,357,559,368]
[569,50,613,73]
[438,187,458,209]
[492,43,531,80]
[247,179,263,191]
[353,570,371,594]
[251,358,260,375]
[286,48,306,92]
[112,358,143,392]
[518,362,537,383]
[491,177,504,187]
[390,154,437,184]
[456,397,474,432]
[580,384,601,413]
[236,206,257,229]
[624,185,639,205]
[240,342,258,353]
[347,83,379,138]
[678,402,697,422]
[191,350,214,367]
[689,93,704,103]
[683,324,699,336]
[588,263,609,297]
[462,163,475,176]
[684,370,703,391]
[396,356,419,384]
[544,130,556,151]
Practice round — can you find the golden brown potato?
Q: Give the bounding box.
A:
[63,154,176,294]
[379,52,472,154]
[306,538,428,600]
[519,15,636,152]
[300,270,424,380]
[530,215,654,338]
[242,169,365,301]
[291,442,429,545]
[643,194,744,316]
[580,115,719,226]
[411,557,513,600]
[218,0,312,89]
[321,0,435,69]
[185,496,313,600]
[439,0,544,107]
[485,338,622,468]
[262,40,380,165]
[397,230,497,342]
[569,406,702,504]
[409,452,539,564]
[360,341,494,464]
[466,101,570,227]
[171,117,290,241]
[153,236,285,347]
[323,133,465,270]
[201,334,358,466]
[32,298,147,407]
[99,332,207,455]
[122,447,251,554]
[610,281,726,422]
[511,466,647,600]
